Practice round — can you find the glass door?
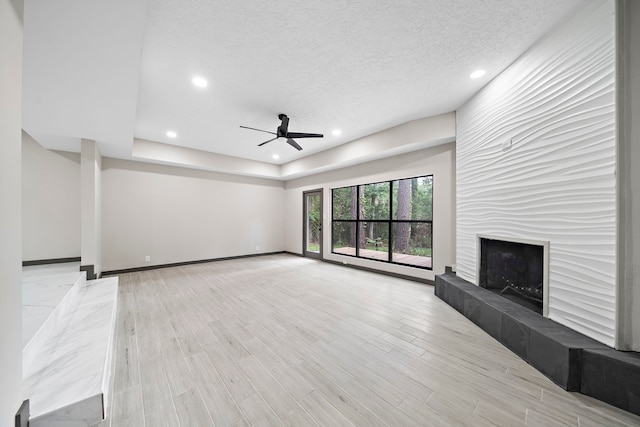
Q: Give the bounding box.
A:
[303,189,323,259]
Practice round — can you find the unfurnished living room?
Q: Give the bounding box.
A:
[2,0,640,426]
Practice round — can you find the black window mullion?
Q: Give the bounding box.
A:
[355,185,359,258]
[388,181,393,262]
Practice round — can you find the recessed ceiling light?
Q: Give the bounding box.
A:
[192,76,208,88]
[332,129,342,136]
[166,130,177,138]
[470,69,486,79]
[272,154,280,160]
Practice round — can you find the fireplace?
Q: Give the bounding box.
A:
[477,235,549,315]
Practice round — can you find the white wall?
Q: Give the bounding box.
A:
[0,0,23,423]
[617,0,640,351]
[456,1,616,346]
[281,113,456,179]
[22,132,80,261]
[81,139,102,276]
[285,142,456,282]
[101,158,286,271]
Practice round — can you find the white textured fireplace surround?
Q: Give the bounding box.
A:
[456,1,618,347]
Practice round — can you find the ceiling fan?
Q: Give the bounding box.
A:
[240,113,323,151]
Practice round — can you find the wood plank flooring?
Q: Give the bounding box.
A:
[100,254,640,426]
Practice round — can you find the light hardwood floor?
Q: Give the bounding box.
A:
[101,254,640,426]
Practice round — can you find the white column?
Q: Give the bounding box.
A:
[0,0,24,423]
[616,0,640,351]
[81,139,102,279]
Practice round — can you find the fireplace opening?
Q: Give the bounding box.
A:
[479,237,545,314]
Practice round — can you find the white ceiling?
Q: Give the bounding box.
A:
[22,0,585,179]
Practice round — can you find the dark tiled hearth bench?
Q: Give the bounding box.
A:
[435,270,640,416]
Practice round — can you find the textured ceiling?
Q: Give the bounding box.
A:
[22,0,585,176]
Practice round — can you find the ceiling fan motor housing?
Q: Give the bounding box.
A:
[277,114,289,137]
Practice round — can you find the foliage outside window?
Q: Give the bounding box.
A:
[306,193,321,252]
[332,175,433,269]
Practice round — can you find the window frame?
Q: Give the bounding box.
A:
[331,175,433,270]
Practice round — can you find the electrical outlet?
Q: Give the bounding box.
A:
[145,255,150,262]
[256,245,260,251]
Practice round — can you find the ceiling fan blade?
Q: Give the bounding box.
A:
[240,125,277,135]
[286,132,323,139]
[258,137,278,147]
[286,138,303,151]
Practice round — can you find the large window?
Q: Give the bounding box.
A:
[332,175,433,269]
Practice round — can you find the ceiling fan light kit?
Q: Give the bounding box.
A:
[240,113,323,151]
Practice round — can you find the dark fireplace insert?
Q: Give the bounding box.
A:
[479,237,544,313]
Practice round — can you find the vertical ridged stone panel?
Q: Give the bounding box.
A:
[456,1,616,346]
